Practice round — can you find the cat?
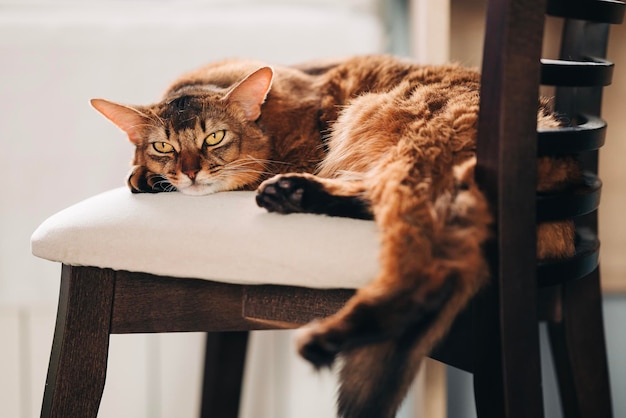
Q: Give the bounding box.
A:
[91,55,581,418]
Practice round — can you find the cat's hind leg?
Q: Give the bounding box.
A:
[256,173,373,219]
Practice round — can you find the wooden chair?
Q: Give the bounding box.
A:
[430,0,624,417]
[31,0,624,417]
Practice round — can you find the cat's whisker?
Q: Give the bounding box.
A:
[221,158,286,177]
[222,157,296,183]
[235,156,294,167]
[213,167,267,186]
[224,161,266,172]
[222,167,276,179]
[215,169,261,181]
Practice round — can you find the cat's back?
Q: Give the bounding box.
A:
[318,55,481,101]
[162,55,480,107]
[316,56,482,178]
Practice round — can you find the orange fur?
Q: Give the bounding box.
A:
[92,55,581,418]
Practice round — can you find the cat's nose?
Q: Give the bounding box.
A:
[184,169,199,180]
[181,153,200,181]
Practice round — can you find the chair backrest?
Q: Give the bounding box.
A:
[477,0,625,277]
[480,0,624,274]
[470,0,624,416]
[473,1,547,415]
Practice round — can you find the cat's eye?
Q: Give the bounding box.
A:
[205,130,226,147]
[153,142,174,153]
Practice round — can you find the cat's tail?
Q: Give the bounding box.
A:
[336,340,421,418]
[295,276,483,418]
[333,272,479,418]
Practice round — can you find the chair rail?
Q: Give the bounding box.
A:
[541,58,614,87]
[547,0,625,24]
[536,172,602,221]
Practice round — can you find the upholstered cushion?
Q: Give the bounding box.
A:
[31,188,380,289]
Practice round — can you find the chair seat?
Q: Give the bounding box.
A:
[31,187,380,289]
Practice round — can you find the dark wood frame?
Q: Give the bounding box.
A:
[42,265,354,417]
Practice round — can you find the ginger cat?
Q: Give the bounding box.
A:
[92,55,580,418]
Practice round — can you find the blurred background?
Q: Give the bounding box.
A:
[1,0,625,417]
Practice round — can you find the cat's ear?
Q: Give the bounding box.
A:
[223,67,274,121]
[90,98,151,145]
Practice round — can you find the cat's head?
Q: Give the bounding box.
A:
[91,66,274,195]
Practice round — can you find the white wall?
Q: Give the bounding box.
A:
[0,1,385,307]
[0,2,387,417]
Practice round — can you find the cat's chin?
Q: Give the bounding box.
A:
[176,183,221,196]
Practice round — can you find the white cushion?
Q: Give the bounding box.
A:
[31,188,380,289]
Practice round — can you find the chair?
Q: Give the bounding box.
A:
[31,1,623,417]
[429,0,624,417]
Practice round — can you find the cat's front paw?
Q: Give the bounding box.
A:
[256,174,311,214]
[295,320,342,369]
[256,173,373,219]
[127,166,176,193]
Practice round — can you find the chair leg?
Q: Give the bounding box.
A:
[547,268,613,418]
[41,265,115,418]
[473,284,544,418]
[200,331,249,418]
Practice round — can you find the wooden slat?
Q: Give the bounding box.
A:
[243,285,354,326]
[536,172,602,221]
[540,57,614,87]
[547,0,625,24]
[110,271,269,333]
[538,117,606,156]
[537,228,600,287]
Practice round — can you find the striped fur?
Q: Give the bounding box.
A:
[92,55,581,418]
